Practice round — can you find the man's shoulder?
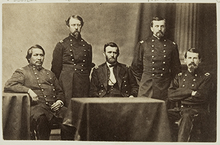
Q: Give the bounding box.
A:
[117,62,128,69]
[201,71,211,78]
[164,38,177,46]
[15,65,29,72]
[58,36,70,43]
[96,63,106,69]
[81,38,91,44]
[42,67,56,75]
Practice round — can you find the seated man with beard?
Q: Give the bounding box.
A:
[89,42,138,97]
[168,48,212,142]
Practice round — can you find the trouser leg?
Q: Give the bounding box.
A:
[167,109,181,142]
[178,108,194,142]
[36,115,51,140]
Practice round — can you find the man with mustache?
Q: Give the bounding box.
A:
[167,48,212,141]
[51,15,95,107]
[131,16,181,100]
[89,42,138,97]
[4,45,75,140]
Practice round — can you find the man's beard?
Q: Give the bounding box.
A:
[33,61,43,70]
[188,62,197,73]
[72,31,80,39]
[155,30,164,39]
[106,57,117,64]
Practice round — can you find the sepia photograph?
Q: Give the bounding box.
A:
[1,0,218,144]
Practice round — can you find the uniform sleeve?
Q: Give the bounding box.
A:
[4,69,30,93]
[131,42,144,84]
[51,42,63,79]
[191,74,212,103]
[52,73,65,103]
[128,66,138,97]
[89,68,99,97]
[170,44,181,79]
[168,75,192,102]
[88,44,95,72]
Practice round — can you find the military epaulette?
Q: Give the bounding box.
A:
[205,72,210,76]
[140,40,144,44]
[178,72,182,76]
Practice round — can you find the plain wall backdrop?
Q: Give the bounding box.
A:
[2,3,217,87]
[2,3,140,87]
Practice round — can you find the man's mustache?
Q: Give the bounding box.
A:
[35,61,42,64]
[189,62,196,66]
[156,30,164,37]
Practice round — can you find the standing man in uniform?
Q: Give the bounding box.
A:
[4,45,75,140]
[131,16,181,100]
[51,15,94,106]
[167,48,212,141]
[90,42,138,97]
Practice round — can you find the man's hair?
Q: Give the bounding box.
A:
[103,42,120,55]
[26,44,45,63]
[150,16,166,27]
[65,15,84,27]
[184,48,201,59]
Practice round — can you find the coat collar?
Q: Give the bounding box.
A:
[99,62,123,90]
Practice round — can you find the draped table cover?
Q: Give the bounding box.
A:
[2,93,30,140]
[63,97,172,141]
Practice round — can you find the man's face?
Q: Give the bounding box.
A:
[150,20,166,39]
[104,46,119,64]
[68,17,82,37]
[29,48,44,67]
[185,51,200,72]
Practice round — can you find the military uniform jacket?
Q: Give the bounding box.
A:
[51,34,94,106]
[4,65,66,121]
[168,69,212,105]
[89,63,138,97]
[131,35,181,100]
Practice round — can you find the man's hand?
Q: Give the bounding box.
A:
[191,91,197,96]
[51,100,64,111]
[28,89,38,101]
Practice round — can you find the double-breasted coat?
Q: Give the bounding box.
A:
[51,34,94,106]
[131,35,181,100]
[167,69,212,141]
[89,63,138,97]
[4,64,66,121]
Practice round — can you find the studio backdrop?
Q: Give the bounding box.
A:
[2,2,217,141]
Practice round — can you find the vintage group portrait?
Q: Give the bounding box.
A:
[1,1,218,144]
